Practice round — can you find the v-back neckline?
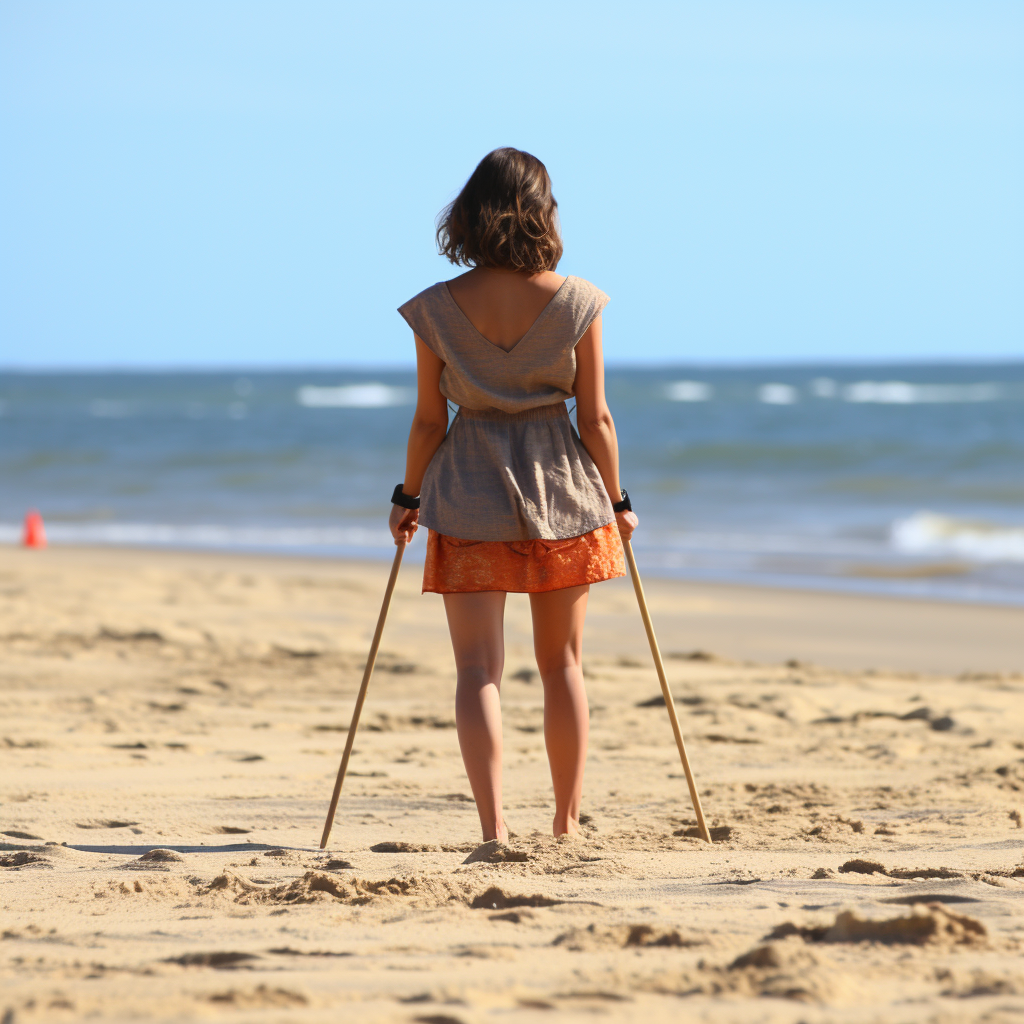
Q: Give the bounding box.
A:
[442,276,572,355]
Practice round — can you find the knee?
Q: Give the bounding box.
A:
[456,662,501,693]
[534,651,582,684]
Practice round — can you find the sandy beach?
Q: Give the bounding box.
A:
[2,543,1023,1023]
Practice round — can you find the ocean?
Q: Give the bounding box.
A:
[2,364,1023,605]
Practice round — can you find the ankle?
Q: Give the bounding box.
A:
[483,820,508,844]
[552,814,580,837]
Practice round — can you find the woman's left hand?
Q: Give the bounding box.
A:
[389,504,419,545]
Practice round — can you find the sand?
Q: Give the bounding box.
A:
[1,544,1023,1023]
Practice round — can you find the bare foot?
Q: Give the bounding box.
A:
[553,816,582,838]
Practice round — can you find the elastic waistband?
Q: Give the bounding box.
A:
[456,402,569,423]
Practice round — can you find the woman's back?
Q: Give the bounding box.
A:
[398,273,608,416]
[445,269,566,352]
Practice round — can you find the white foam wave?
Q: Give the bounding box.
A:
[0,522,394,550]
[891,512,1024,563]
[844,381,1003,404]
[666,380,713,402]
[759,383,799,405]
[297,384,414,408]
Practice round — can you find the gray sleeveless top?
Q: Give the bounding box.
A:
[397,275,615,542]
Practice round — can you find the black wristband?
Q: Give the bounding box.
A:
[612,489,632,514]
[391,484,420,510]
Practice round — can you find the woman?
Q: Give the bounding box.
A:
[390,147,638,844]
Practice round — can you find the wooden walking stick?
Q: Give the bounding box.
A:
[623,540,712,844]
[320,536,407,849]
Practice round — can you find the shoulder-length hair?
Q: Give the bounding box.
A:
[436,148,563,273]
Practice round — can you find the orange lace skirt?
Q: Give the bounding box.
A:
[423,522,626,594]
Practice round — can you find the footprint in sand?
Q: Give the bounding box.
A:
[2,830,43,840]
[370,841,475,854]
[203,870,466,907]
[881,893,979,905]
[206,985,307,1007]
[321,859,354,871]
[164,951,259,969]
[266,947,352,958]
[837,858,887,875]
[837,859,963,879]
[767,905,987,947]
[0,851,48,868]
[469,886,562,909]
[553,923,702,950]
[673,825,734,842]
[75,819,139,829]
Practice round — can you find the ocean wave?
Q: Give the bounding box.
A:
[891,511,1024,563]
[297,384,414,408]
[844,382,1003,404]
[0,522,394,549]
[0,520,873,560]
[666,380,713,402]
[663,379,1012,405]
[759,383,799,405]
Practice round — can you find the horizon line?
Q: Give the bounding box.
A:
[3,355,1023,374]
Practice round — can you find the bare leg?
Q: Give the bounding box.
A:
[530,584,590,837]
[442,591,508,843]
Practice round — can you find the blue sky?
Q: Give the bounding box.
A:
[1,2,1021,368]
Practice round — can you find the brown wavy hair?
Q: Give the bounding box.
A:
[436,148,563,272]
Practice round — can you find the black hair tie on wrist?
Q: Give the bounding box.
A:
[391,484,420,510]
[612,488,632,514]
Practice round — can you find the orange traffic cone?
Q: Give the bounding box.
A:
[22,510,47,549]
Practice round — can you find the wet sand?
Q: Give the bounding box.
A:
[1,544,1023,1023]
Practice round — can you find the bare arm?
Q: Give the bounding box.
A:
[573,317,638,541]
[389,335,448,544]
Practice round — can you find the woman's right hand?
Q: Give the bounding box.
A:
[615,509,638,542]
[389,504,419,545]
